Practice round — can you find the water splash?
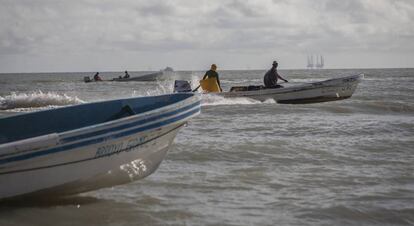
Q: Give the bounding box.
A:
[119,159,148,181]
[131,81,175,97]
[190,73,203,90]
[186,74,276,106]
[0,91,85,110]
[201,94,275,106]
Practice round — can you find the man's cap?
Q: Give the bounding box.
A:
[272,61,278,65]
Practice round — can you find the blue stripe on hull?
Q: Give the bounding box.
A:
[0,108,200,166]
[0,123,185,175]
[62,101,200,143]
[1,94,197,145]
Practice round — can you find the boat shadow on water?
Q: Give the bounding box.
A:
[0,194,167,225]
[0,195,102,208]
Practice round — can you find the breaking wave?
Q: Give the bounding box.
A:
[0,91,85,110]
[201,94,275,106]
[184,74,276,106]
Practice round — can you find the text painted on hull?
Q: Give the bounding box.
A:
[95,136,147,158]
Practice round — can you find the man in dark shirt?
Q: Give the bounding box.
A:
[264,61,288,88]
[93,72,102,81]
[202,64,222,92]
[123,70,130,78]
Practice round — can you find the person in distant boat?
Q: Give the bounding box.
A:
[93,72,102,81]
[202,64,222,92]
[123,70,130,79]
[264,61,288,88]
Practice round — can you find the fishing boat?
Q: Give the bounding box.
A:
[220,74,362,103]
[83,67,174,83]
[175,74,362,104]
[0,93,200,200]
[112,67,174,82]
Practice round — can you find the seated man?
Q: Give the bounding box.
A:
[93,72,102,81]
[123,70,130,78]
[264,61,288,88]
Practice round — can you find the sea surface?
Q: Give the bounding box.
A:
[0,68,413,226]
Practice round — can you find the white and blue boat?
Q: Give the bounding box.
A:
[218,74,362,104]
[175,74,362,104]
[0,93,200,200]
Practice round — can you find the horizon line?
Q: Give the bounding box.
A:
[0,66,413,74]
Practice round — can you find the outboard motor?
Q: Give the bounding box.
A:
[84,76,92,83]
[174,80,192,93]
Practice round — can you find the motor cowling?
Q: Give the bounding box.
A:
[174,80,192,93]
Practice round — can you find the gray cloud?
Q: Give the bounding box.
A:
[0,0,413,72]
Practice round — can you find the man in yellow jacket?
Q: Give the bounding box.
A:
[201,64,222,92]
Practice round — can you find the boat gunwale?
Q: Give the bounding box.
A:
[0,94,200,159]
[57,94,200,140]
[0,101,201,161]
[0,93,198,144]
[59,101,200,143]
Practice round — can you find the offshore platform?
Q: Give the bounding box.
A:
[307,55,324,69]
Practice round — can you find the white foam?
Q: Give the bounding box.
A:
[189,73,203,90]
[201,94,275,106]
[0,91,85,110]
[185,74,277,106]
[132,73,201,97]
[128,73,276,106]
[130,81,174,97]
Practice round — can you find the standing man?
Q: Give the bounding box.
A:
[264,61,288,88]
[202,64,222,92]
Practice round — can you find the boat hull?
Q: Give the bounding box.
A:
[1,125,181,199]
[113,68,174,82]
[218,74,362,104]
[0,93,200,200]
[112,71,164,82]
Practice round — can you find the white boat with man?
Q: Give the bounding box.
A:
[112,67,175,82]
[174,74,362,104]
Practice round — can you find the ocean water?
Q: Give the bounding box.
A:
[0,68,413,226]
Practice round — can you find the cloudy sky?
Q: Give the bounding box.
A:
[1,0,413,72]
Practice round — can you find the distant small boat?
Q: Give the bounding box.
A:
[218,74,362,104]
[112,67,174,82]
[0,93,200,200]
[82,67,175,83]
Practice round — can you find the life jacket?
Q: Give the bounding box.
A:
[200,77,220,92]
